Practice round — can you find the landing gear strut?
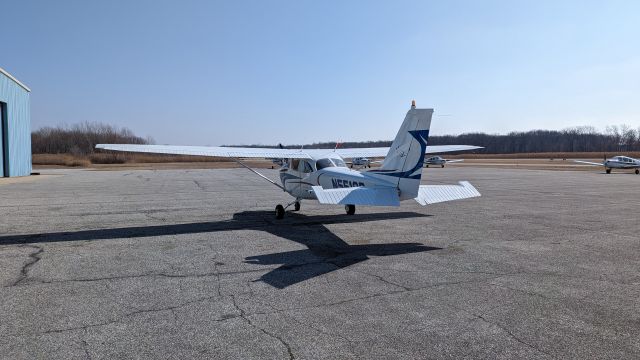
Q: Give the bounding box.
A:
[345,204,356,215]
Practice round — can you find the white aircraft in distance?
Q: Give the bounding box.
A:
[97,101,483,219]
[347,157,375,168]
[574,155,640,174]
[424,156,464,168]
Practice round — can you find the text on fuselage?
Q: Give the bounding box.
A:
[331,178,365,188]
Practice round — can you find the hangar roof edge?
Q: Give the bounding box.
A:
[0,67,31,93]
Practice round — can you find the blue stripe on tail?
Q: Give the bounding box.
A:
[370,130,429,179]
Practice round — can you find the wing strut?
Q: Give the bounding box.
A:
[234,159,285,191]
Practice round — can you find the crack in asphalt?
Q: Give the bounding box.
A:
[450,304,556,359]
[231,295,295,360]
[81,329,92,360]
[37,293,225,337]
[10,245,44,286]
[350,269,412,291]
[193,180,206,191]
[7,267,275,287]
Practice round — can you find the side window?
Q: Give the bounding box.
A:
[304,161,314,173]
[298,160,313,173]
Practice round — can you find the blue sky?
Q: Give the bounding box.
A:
[2,0,639,145]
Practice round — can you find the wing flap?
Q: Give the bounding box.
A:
[414,181,481,206]
[312,186,400,206]
[96,144,312,159]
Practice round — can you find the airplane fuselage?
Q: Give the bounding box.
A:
[604,156,640,169]
[279,154,396,200]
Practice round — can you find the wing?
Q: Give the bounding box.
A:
[414,181,481,205]
[333,145,483,159]
[573,160,604,166]
[425,145,483,154]
[96,144,313,159]
[312,186,400,206]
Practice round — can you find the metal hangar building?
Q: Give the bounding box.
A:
[0,67,31,177]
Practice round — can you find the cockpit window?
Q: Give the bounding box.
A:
[302,160,314,173]
[332,158,348,168]
[316,158,335,170]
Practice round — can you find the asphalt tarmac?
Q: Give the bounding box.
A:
[1,167,639,359]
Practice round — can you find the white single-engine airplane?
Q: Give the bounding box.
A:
[424,156,464,168]
[574,155,640,174]
[97,101,483,219]
[347,157,375,168]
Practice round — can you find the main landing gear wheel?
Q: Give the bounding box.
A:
[425,165,429,168]
[636,169,639,175]
[294,201,301,211]
[275,204,285,219]
[441,164,445,168]
[345,204,356,215]
[606,168,612,174]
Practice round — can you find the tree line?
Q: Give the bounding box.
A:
[33,122,640,155]
[267,125,640,154]
[32,122,151,155]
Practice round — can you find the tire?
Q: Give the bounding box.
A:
[425,165,429,168]
[636,169,639,175]
[294,201,301,211]
[345,204,356,215]
[606,168,612,174]
[441,164,445,168]
[275,204,285,219]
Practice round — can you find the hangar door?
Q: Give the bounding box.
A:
[1,102,7,177]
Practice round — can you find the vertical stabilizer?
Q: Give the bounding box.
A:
[371,102,432,200]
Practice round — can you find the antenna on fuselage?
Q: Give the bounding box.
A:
[411,99,416,108]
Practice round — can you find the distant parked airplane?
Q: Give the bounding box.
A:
[424,156,464,168]
[97,101,483,219]
[574,155,640,174]
[347,157,375,168]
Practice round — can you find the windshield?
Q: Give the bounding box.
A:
[316,158,335,170]
[332,158,348,168]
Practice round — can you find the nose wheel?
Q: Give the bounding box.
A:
[345,204,356,215]
[275,200,301,219]
[606,168,612,174]
[636,169,639,175]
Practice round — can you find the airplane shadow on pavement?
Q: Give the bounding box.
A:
[0,211,441,288]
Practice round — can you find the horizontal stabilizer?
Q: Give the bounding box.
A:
[414,181,481,206]
[312,186,400,206]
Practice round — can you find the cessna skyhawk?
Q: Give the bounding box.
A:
[424,156,464,168]
[97,101,483,219]
[347,157,375,168]
[574,155,640,174]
